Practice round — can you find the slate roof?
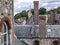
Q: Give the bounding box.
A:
[14,25,39,38]
[14,35,29,45]
[14,14,60,39]
[14,25,60,38]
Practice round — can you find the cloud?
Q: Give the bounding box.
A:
[40,3,48,7]
[14,0,60,15]
[14,0,34,15]
[14,2,32,15]
[48,0,60,3]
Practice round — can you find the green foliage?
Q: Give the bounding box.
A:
[20,10,28,17]
[39,7,46,15]
[56,7,60,14]
[46,11,51,14]
[30,8,46,15]
[14,10,28,20]
[14,7,60,20]
[30,8,47,15]
[14,13,21,19]
[46,7,60,14]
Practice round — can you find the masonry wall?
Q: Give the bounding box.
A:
[50,9,56,25]
[34,1,39,25]
[22,39,60,45]
[0,0,14,45]
[39,16,46,36]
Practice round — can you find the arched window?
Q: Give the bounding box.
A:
[1,22,8,45]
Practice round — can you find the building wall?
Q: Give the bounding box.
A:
[22,39,60,45]
[0,0,14,45]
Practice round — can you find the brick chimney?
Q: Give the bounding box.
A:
[50,9,57,25]
[39,16,46,36]
[34,1,39,25]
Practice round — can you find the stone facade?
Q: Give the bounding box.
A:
[14,1,60,45]
[50,9,57,25]
[39,16,46,36]
[21,39,60,45]
[0,0,14,45]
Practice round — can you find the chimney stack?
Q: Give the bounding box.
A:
[39,16,46,36]
[34,1,39,25]
[50,9,57,25]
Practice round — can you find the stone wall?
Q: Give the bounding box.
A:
[21,39,60,45]
[0,0,14,45]
[50,9,57,25]
[39,16,46,37]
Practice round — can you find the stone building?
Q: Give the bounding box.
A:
[14,1,60,45]
[15,17,26,25]
[1,0,60,45]
[14,1,60,38]
[0,0,14,45]
[18,39,60,45]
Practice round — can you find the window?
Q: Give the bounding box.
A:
[1,22,8,45]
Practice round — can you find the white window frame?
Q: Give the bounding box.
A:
[1,22,8,45]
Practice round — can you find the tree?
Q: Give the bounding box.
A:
[14,13,21,19]
[20,10,28,20]
[14,10,28,20]
[46,11,51,14]
[39,7,46,15]
[56,7,60,14]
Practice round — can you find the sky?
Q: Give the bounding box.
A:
[14,0,60,15]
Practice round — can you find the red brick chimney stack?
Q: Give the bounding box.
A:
[34,1,39,25]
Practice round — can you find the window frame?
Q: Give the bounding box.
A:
[1,22,8,45]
